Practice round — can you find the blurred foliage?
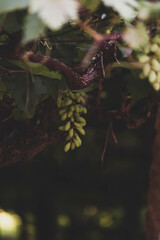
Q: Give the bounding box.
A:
[0,1,159,240]
[0,119,154,240]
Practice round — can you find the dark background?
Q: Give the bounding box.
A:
[0,117,154,240]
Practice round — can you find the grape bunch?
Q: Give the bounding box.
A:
[57,90,87,152]
[138,35,160,91]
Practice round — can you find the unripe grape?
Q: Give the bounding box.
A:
[138,55,150,63]
[75,105,80,113]
[64,142,71,152]
[143,63,151,77]
[64,98,73,106]
[153,35,160,44]
[69,91,76,100]
[76,116,86,124]
[80,92,85,97]
[153,82,160,91]
[66,135,72,141]
[68,111,73,118]
[71,117,74,122]
[81,122,86,127]
[76,97,81,103]
[57,89,87,151]
[71,142,75,150]
[70,105,75,112]
[143,44,150,54]
[75,133,82,146]
[151,59,160,72]
[57,96,62,108]
[75,93,80,98]
[157,72,160,83]
[74,122,83,128]
[149,70,157,83]
[61,112,68,121]
[80,97,85,104]
[59,108,67,115]
[58,126,65,131]
[73,138,80,147]
[77,127,85,135]
[69,128,74,138]
[64,121,71,131]
[82,107,87,114]
[150,43,159,53]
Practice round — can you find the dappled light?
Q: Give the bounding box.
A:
[0,210,21,239]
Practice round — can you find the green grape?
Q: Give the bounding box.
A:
[150,43,159,53]
[71,117,74,122]
[59,108,67,115]
[143,63,151,77]
[73,138,80,148]
[61,112,68,121]
[64,142,71,152]
[69,91,76,100]
[64,121,71,131]
[71,142,75,150]
[58,126,65,131]
[76,115,86,124]
[153,82,160,91]
[149,70,157,83]
[64,98,73,106]
[80,92,85,97]
[57,96,62,108]
[68,111,73,118]
[66,134,72,141]
[69,128,74,138]
[74,122,83,128]
[70,105,75,112]
[138,55,150,63]
[137,34,160,91]
[76,127,85,135]
[80,97,85,104]
[151,59,160,72]
[75,133,82,146]
[57,89,87,151]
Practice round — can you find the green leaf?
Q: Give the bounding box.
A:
[9,60,62,80]
[73,82,99,93]
[41,77,58,99]
[0,12,21,33]
[2,74,47,118]
[126,73,153,102]
[81,0,100,11]
[29,76,46,108]
[23,13,45,43]
[2,75,27,111]
[0,0,29,13]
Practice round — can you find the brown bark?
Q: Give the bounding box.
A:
[145,101,160,240]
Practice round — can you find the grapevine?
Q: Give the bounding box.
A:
[57,90,87,152]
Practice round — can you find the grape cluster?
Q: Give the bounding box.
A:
[57,90,87,152]
[138,35,160,91]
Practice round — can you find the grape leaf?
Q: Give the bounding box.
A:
[73,82,99,93]
[9,60,62,80]
[23,13,45,43]
[2,74,46,113]
[81,0,100,11]
[0,12,21,34]
[0,0,29,13]
[126,73,153,101]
